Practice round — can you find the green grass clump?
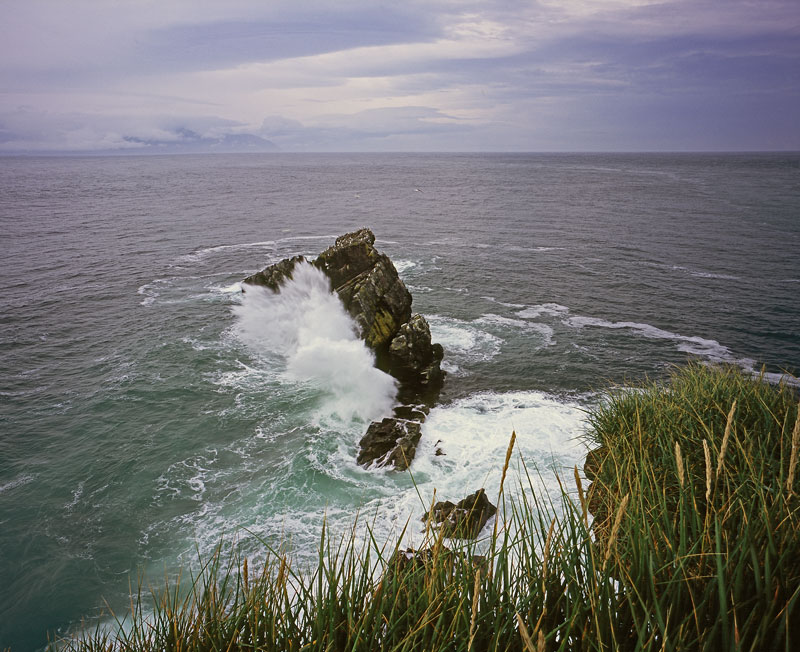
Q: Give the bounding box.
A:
[584,363,800,650]
[52,364,799,652]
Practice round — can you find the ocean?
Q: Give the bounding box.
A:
[1,152,798,650]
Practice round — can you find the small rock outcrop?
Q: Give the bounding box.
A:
[243,255,306,291]
[357,418,422,471]
[389,314,445,403]
[242,228,445,471]
[421,489,497,539]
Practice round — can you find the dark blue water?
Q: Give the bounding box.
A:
[1,153,798,650]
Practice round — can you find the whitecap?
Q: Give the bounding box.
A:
[209,282,243,294]
[516,303,570,319]
[136,280,164,306]
[0,473,36,494]
[565,315,733,362]
[427,315,503,362]
[506,246,565,253]
[393,260,417,275]
[64,481,85,511]
[482,296,527,309]
[690,271,740,280]
[176,240,277,264]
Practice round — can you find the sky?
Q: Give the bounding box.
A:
[0,0,798,153]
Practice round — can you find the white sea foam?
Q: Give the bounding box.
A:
[477,313,556,347]
[506,246,565,253]
[177,389,591,567]
[690,271,740,280]
[64,481,85,511]
[176,240,277,264]
[354,390,589,551]
[663,264,740,281]
[393,260,417,275]
[477,313,532,329]
[565,315,733,361]
[0,473,36,494]
[516,303,570,319]
[231,262,397,423]
[210,282,243,294]
[427,315,503,362]
[136,280,163,306]
[482,296,526,309]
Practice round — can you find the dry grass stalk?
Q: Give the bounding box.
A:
[603,493,630,571]
[674,441,685,488]
[716,400,737,476]
[499,431,517,499]
[787,406,800,495]
[516,612,536,652]
[467,568,481,651]
[703,439,712,503]
[492,431,517,542]
[542,517,556,584]
[574,465,588,527]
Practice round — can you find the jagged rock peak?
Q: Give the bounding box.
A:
[242,255,306,291]
[335,227,375,247]
[312,229,412,349]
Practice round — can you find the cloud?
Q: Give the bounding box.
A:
[256,106,473,151]
[0,0,797,152]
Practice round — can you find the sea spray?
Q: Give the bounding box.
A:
[232,262,397,423]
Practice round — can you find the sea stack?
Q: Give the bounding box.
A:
[243,228,445,469]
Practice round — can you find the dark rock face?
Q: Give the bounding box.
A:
[357,418,422,471]
[313,228,412,350]
[243,255,306,291]
[422,489,497,539]
[389,314,444,403]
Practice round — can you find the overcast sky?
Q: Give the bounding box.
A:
[1,0,798,152]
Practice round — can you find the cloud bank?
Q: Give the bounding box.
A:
[1,0,798,152]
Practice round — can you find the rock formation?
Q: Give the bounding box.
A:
[421,489,497,539]
[243,255,306,291]
[389,314,445,404]
[312,229,412,350]
[356,418,421,471]
[242,228,444,471]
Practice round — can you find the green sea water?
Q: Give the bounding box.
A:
[1,153,798,650]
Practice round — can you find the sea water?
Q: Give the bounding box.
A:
[1,153,798,650]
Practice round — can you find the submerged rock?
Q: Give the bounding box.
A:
[357,417,422,471]
[421,489,497,539]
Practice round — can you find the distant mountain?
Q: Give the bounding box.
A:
[121,128,280,154]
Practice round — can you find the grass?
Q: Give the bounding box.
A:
[51,363,799,651]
